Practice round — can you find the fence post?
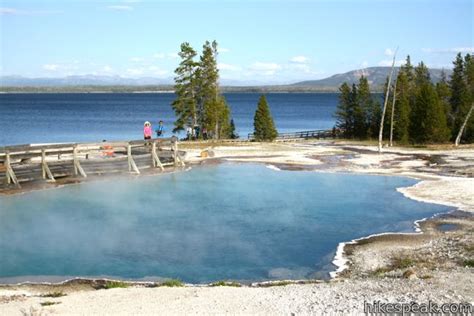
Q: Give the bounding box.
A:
[5,151,20,187]
[151,141,164,171]
[127,143,140,174]
[41,149,55,182]
[73,145,87,178]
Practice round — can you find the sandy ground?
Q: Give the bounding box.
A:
[1,140,473,315]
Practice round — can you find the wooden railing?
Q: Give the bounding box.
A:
[248,129,334,140]
[0,137,185,188]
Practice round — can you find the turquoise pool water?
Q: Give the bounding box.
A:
[0,164,449,283]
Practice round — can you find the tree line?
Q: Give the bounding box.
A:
[335,53,474,145]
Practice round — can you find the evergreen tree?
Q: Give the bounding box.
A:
[449,53,470,138]
[253,95,277,141]
[199,40,232,139]
[436,70,452,132]
[400,55,415,84]
[229,118,238,139]
[461,54,474,142]
[335,83,354,138]
[355,76,373,139]
[393,71,410,143]
[171,43,199,132]
[414,61,431,88]
[411,83,450,143]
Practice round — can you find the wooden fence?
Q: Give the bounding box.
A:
[248,129,334,141]
[0,137,185,188]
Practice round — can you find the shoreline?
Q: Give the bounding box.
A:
[1,140,473,314]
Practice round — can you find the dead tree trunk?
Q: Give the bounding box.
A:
[378,48,398,153]
[389,77,398,147]
[454,103,474,146]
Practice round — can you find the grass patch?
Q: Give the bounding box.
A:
[463,244,474,254]
[210,280,242,287]
[371,256,415,277]
[40,301,60,307]
[463,259,474,267]
[258,281,293,287]
[372,267,392,277]
[391,256,414,269]
[40,291,66,298]
[160,279,184,287]
[103,281,129,289]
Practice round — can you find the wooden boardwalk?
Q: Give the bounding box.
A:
[248,129,334,141]
[0,137,185,189]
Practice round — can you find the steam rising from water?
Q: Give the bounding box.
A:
[0,164,449,283]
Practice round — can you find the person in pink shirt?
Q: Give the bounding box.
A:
[143,121,152,140]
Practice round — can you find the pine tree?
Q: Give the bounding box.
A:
[411,83,449,143]
[355,76,374,139]
[414,61,431,87]
[449,53,470,138]
[198,40,231,139]
[401,55,415,84]
[229,118,238,139]
[393,71,410,143]
[460,54,474,142]
[436,70,452,132]
[171,43,199,132]
[335,82,354,138]
[253,95,277,141]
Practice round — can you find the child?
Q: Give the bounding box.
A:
[144,121,152,140]
[155,120,164,137]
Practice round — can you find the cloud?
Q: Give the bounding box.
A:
[107,5,133,11]
[126,68,144,76]
[384,48,394,56]
[218,63,241,71]
[102,65,114,73]
[422,47,474,54]
[148,66,168,76]
[153,53,179,60]
[378,59,405,67]
[167,53,179,59]
[290,56,309,64]
[0,7,63,15]
[361,61,369,68]
[153,53,166,59]
[217,47,230,53]
[124,66,168,77]
[249,62,282,76]
[43,64,60,71]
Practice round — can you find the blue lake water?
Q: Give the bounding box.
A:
[0,93,338,146]
[0,164,449,283]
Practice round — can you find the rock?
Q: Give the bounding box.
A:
[403,269,417,279]
[200,149,215,158]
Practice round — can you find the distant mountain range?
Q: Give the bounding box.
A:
[0,75,173,87]
[0,67,452,92]
[291,67,452,89]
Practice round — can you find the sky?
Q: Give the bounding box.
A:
[0,0,472,84]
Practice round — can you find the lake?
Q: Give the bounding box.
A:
[0,93,338,146]
[0,164,449,284]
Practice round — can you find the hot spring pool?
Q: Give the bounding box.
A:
[0,164,450,283]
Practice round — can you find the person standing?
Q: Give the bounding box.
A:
[155,120,164,137]
[144,121,152,140]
